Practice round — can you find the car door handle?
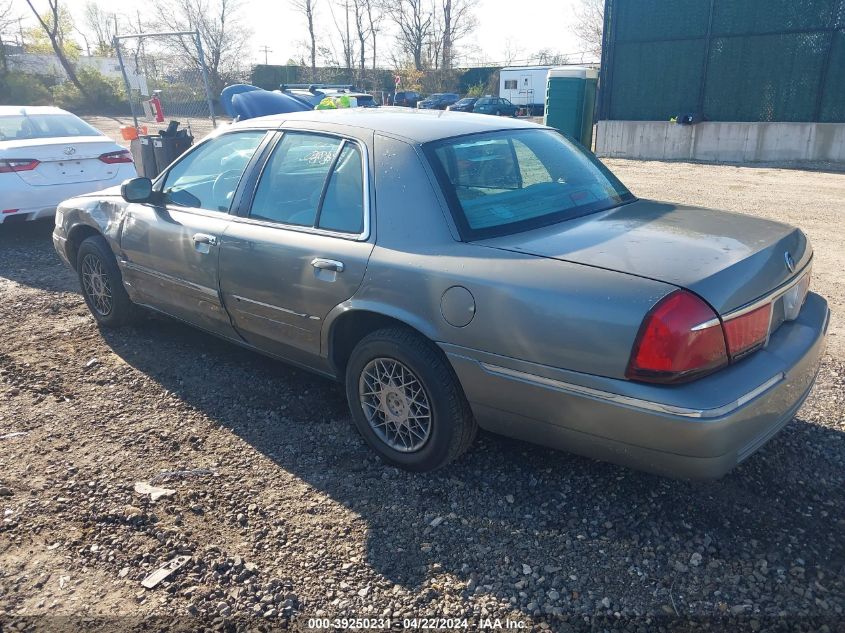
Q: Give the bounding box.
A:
[192,233,218,247]
[311,258,345,273]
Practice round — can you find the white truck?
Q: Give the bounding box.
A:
[499,65,554,114]
[499,64,600,115]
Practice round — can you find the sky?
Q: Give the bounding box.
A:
[9,0,592,68]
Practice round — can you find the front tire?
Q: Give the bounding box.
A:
[76,235,138,328]
[345,327,477,472]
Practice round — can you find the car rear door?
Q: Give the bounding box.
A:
[218,129,374,365]
[119,130,268,338]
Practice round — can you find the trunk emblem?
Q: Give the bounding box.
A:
[63,146,76,156]
[784,251,796,273]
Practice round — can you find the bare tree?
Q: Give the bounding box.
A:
[328,0,355,73]
[501,38,524,65]
[572,0,603,57]
[24,0,82,89]
[351,0,367,73]
[363,0,383,70]
[0,1,15,73]
[81,1,115,56]
[1,0,16,33]
[535,48,570,65]
[427,1,442,69]
[149,0,251,95]
[440,0,475,69]
[389,0,431,71]
[289,0,318,81]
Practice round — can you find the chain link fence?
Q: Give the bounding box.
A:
[599,0,845,122]
[114,31,217,138]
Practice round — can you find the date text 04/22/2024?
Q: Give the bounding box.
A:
[306,617,527,629]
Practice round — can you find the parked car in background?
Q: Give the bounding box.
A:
[418,93,460,110]
[53,109,828,479]
[282,84,377,108]
[0,106,136,225]
[447,97,478,112]
[473,96,519,117]
[393,91,422,107]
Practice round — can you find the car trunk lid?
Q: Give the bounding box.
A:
[0,136,128,186]
[475,199,811,315]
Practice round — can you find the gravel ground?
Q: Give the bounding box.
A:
[83,115,221,145]
[1,159,844,632]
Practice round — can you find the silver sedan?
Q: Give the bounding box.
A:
[52,109,829,478]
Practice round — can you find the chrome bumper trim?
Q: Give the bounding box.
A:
[479,362,785,419]
[723,258,813,320]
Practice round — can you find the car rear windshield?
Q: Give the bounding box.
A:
[0,114,103,141]
[426,129,634,239]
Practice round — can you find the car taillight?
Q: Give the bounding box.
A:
[722,304,772,360]
[626,290,728,384]
[0,159,40,173]
[99,150,133,164]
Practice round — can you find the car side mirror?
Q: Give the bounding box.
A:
[121,177,153,203]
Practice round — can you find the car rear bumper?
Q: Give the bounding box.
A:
[0,205,62,224]
[1,169,134,225]
[443,292,829,479]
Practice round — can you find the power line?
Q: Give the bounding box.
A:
[459,50,600,68]
[259,44,272,65]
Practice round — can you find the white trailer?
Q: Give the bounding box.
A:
[499,65,553,113]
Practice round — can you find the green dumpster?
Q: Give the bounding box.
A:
[544,67,599,149]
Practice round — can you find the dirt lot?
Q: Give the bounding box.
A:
[1,158,844,631]
[84,115,221,146]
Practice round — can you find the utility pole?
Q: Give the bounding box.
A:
[259,45,272,65]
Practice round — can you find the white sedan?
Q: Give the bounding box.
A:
[0,106,137,225]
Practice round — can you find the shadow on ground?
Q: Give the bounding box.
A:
[100,313,845,618]
[0,220,77,293]
[5,219,843,618]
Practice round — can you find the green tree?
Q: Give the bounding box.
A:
[24,0,83,89]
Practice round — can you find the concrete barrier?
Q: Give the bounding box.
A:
[596,120,845,164]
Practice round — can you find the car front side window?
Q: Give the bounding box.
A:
[161,131,265,212]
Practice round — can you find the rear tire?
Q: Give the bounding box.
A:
[345,327,477,472]
[76,235,138,328]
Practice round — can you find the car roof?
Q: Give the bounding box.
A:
[236,107,543,144]
[0,106,70,116]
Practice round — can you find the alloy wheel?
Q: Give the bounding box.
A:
[81,253,114,316]
[359,357,432,452]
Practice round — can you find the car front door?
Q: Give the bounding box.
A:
[119,130,268,338]
[218,130,374,366]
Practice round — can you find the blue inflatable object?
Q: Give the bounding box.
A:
[223,85,312,121]
[220,84,262,118]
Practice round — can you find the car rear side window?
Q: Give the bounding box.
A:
[161,131,265,212]
[427,129,634,240]
[317,144,364,233]
[250,132,366,234]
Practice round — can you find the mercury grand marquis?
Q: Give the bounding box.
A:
[53,108,829,477]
